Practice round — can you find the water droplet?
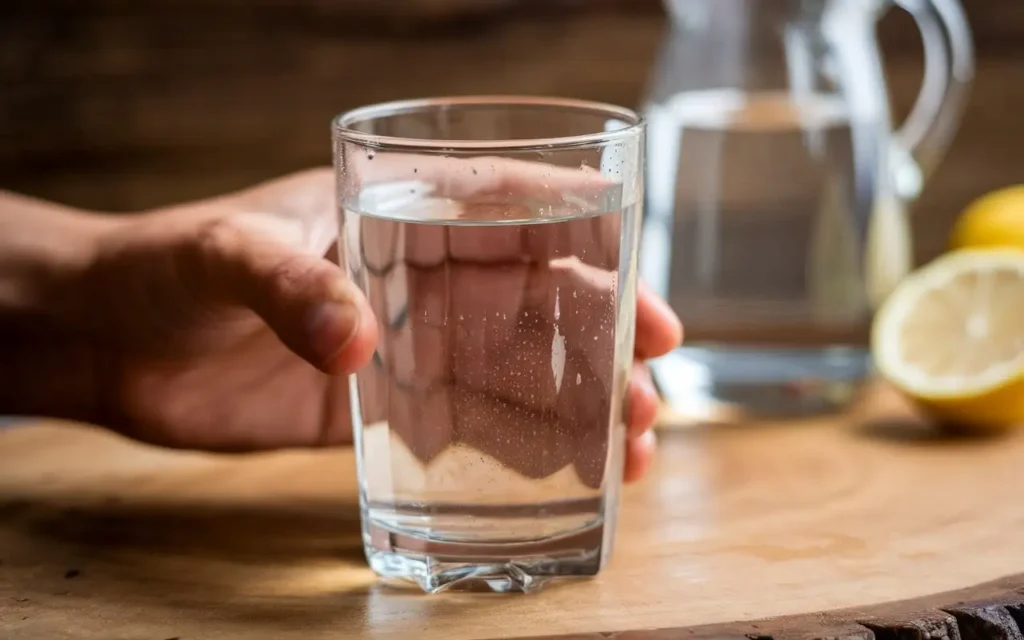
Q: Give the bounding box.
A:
[576,373,582,385]
[367,150,376,160]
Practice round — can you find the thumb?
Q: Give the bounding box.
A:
[192,215,378,375]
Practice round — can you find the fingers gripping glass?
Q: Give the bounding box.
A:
[333,97,645,594]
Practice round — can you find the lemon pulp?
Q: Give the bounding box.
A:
[872,249,1024,429]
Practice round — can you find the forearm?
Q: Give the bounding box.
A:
[0,191,121,421]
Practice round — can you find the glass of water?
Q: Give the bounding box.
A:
[333,97,644,594]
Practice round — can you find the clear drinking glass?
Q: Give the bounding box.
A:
[641,0,973,420]
[333,97,644,593]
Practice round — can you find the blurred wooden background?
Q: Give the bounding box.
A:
[1,0,1022,263]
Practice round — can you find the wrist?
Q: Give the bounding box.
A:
[0,191,127,423]
[0,191,125,326]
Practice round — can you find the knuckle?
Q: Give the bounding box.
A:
[267,254,314,289]
[175,216,255,302]
[194,216,246,260]
[267,254,338,299]
[186,213,350,308]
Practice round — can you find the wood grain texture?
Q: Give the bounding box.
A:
[5,386,1024,639]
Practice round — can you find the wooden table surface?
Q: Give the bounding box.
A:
[4,386,1024,640]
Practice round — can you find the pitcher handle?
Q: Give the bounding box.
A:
[890,0,975,200]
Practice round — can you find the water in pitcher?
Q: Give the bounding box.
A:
[641,89,880,418]
[343,183,636,590]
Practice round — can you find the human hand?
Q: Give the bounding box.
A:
[63,167,680,482]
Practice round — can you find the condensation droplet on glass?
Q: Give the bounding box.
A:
[367,149,376,160]
[576,373,582,385]
[459,314,464,321]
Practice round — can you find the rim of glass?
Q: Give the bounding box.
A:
[333,95,644,152]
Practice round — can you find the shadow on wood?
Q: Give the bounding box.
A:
[850,418,1010,448]
[2,496,365,564]
[0,493,384,632]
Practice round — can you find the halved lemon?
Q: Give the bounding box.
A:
[872,249,1024,429]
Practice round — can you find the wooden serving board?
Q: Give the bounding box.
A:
[3,385,1024,640]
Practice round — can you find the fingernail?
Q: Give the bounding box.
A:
[652,295,682,329]
[306,300,361,365]
[634,364,658,400]
[627,370,660,433]
[638,374,658,403]
[639,281,683,333]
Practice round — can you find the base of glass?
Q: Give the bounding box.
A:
[367,548,601,594]
[363,515,607,594]
[652,344,872,422]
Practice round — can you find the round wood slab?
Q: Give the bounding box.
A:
[2,386,1024,640]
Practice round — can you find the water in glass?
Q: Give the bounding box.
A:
[344,185,636,592]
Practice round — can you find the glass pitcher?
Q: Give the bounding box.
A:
[641,0,974,421]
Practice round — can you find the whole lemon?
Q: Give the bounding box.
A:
[950,185,1024,250]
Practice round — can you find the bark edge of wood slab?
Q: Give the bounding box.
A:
[521,575,1024,640]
